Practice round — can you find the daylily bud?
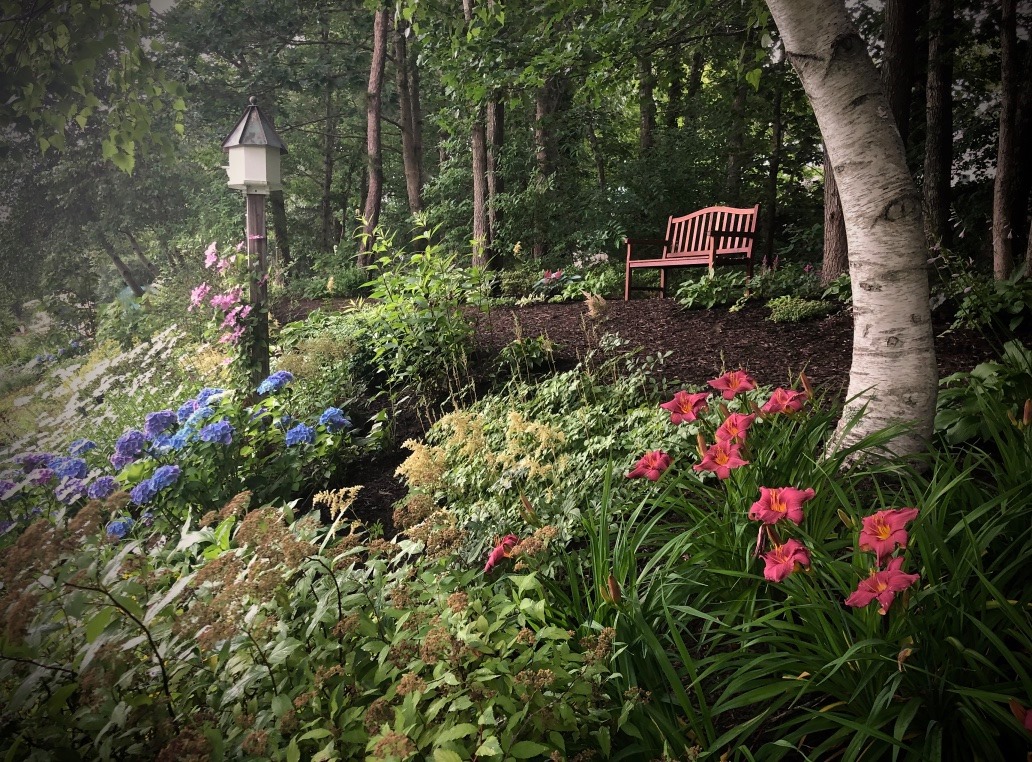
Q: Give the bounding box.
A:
[1024,399,1032,427]
[519,494,539,526]
[799,372,814,400]
[896,647,913,671]
[748,400,763,419]
[696,433,707,458]
[1008,410,1019,427]
[837,509,854,528]
[607,574,622,604]
[719,403,731,419]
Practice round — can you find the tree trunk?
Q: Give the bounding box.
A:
[100,235,144,297]
[395,21,424,217]
[724,42,751,201]
[532,76,563,259]
[638,55,657,152]
[762,68,783,268]
[270,190,291,272]
[821,147,848,284]
[359,7,389,266]
[587,121,606,189]
[922,0,953,249]
[487,95,504,250]
[1009,40,1032,263]
[767,0,937,456]
[463,0,490,267]
[122,230,158,279]
[666,53,684,129]
[993,0,1018,280]
[320,86,338,253]
[881,0,917,146]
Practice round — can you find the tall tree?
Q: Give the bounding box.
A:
[766,0,938,456]
[359,7,389,266]
[462,0,491,267]
[395,18,424,216]
[821,147,848,284]
[638,55,657,152]
[922,0,954,249]
[881,0,918,146]
[993,0,1018,280]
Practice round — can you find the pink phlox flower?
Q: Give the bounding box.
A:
[859,507,919,567]
[761,387,808,414]
[248,233,265,240]
[749,486,815,525]
[659,391,710,424]
[708,370,757,400]
[218,325,246,345]
[204,241,218,268]
[693,441,749,480]
[209,286,244,312]
[214,255,236,275]
[844,556,920,615]
[762,538,811,582]
[484,534,519,572]
[543,269,563,283]
[715,412,756,444]
[235,240,246,252]
[627,450,672,481]
[189,282,212,311]
[220,304,245,330]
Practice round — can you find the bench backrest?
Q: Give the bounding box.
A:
[664,204,759,258]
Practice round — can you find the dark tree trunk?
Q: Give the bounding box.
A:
[666,53,684,129]
[821,147,848,285]
[638,55,657,152]
[922,0,953,249]
[320,86,338,253]
[395,21,424,216]
[587,121,606,189]
[881,0,918,145]
[724,41,751,201]
[532,75,567,258]
[122,230,158,279]
[994,0,1018,280]
[470,111,491,267]
[270,190,291,272]
[762,69,784,268]
[101,235,144,296]
[487,96,504,249]
[687,50,704,99]
[1009,46,1032,261]
[359,7,389,267]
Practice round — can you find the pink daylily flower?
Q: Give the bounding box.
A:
[844,556,920,615]
[204,241,219,268]
[1009,700,1032,733]
[859,507,920,566]
[715,412,756,444]
[707,370,757,400]
[762,538,811,582]
[659,391,710,424]
[693,441,748,480]
[761,387,808,414]
[627,450,672,481]
[484,534,519,572]
[748,486,816,525]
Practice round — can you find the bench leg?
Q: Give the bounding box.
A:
[659,268,666,298]
[624,260,632,301]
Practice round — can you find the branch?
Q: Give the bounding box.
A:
[0,653,76,677]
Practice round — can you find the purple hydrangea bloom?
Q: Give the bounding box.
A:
[13,452,52,471]
[176,399,199,423]
[140,511,155,527]
[0,520,15,536]
[114,430,147,458]
[68,439,97,456]
[195,387,225,406]
[106,517,135,539]
[257,370,294,395]
[87,476,119,500]
[199,418,234,446]
[129,479,158,505]
[55,477,87,505]
[27,468,55,486]
[285,423,316,447]
[0,480,15,500]
[109,453,136,471]
[150,465,181,491]
[319,407,351,432]
[48,456,88,480]
[143,410,178,439]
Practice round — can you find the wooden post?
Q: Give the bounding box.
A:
[246,193,270,384]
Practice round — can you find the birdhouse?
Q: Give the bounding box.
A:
[221,96,288,194]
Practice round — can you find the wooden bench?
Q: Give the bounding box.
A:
[624,204,760,300]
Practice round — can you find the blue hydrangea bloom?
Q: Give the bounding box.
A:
[150,465,181,491]
[13,452,52,471]
[276,414,294,430]
[55,477,87,505]
[176,399,198,423]
[140,511,155,527]
[106,517,135,539]
[185,406,215,428]
[257,370,295,395]
[195,387,225,406]
[0,519,15,536]
[114,430,147,458]
[27,468,55,486]
[129,479,158,505]
[199,418,234,446]
[109,453,136,471]
[143,410,178,439]
[68,438,97,456]
[0,479,15,499]
[168,430,192,451]
[319,407,352,432]
[48,456,88,480]
[285,423,315,447]
[87,476,119,500]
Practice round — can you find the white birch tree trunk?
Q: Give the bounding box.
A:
[765,0,938,456]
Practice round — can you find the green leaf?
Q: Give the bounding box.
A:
[433,750,463,762]
[509,741,550,758]
[85,607,115,643]
[434,723,477,743]
[286,738,300,762]
[475,736,502,756]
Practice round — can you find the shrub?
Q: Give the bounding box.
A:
[821,272,852,304]
[675,271,747,309]
[766,295,836,323]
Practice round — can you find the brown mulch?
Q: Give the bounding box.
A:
[294,296,1001,535]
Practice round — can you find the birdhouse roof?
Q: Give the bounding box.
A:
[221,97,288,154]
